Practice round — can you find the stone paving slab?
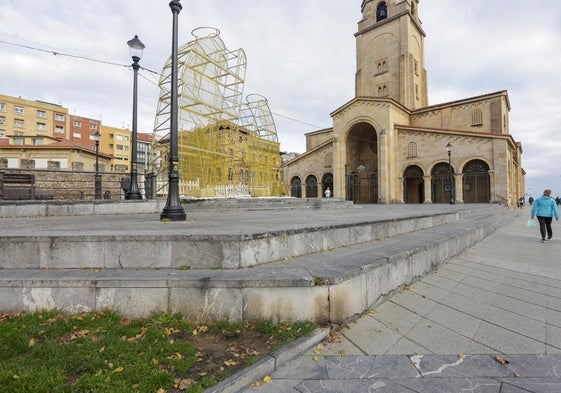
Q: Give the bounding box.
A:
[224,211,561,393]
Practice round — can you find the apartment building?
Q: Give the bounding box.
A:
[0,94,69,142]
[69,115,101,151]
[100,125,132,172]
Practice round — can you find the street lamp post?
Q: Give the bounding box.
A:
[125,35,144,200]
[161,0,186,221]
[93,130,101,200]
[446,142,455,205]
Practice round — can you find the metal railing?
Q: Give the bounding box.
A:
[0,168,158,201]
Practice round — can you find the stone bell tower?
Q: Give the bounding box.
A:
[355,0,428,109]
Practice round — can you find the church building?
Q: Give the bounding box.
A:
[282,0,525,206]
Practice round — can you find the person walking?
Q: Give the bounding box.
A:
[531,189,560,243]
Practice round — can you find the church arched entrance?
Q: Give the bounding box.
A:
[403,165,424,203]
[305,175,318,198]
[290,177,302,198]
[345,123,378,204]
[431,163,454,203]
[322,173,333,198]
[463,160,490,203]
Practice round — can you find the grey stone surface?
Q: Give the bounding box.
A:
[221,209,561,393]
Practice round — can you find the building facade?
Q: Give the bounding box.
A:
[0,94,69,142]
[282,0,524,206]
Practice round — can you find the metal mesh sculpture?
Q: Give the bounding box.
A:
[154,28,284,197]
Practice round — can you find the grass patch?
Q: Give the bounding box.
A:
[0,310,317,393]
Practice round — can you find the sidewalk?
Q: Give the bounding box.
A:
[242,208,561,392]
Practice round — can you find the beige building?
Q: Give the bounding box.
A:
[282,0,524,206]
[100,125,132,172]
[0,94,69,142]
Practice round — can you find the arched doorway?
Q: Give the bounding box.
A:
[463,160,490,203]
[305,175,318,198]
[403,165,424,203]
[322,173,333,198]
[290,177,302,198]
[345,122,378,204]
[431,163,454,203]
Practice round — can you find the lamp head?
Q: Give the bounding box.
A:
[446,142,452,153]
[127,35,145,60]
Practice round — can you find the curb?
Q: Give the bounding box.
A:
[204,327,330,393]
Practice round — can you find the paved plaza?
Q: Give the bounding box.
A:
[231,207,561,393]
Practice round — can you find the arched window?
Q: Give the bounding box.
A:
[305,175,318,198]
[411,2,416,16]
[471,108,483,126]
[376,1,388,22]
[407,142,418,158]
[290,177,302,198]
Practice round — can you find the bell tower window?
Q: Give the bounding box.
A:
[376,1,388,22]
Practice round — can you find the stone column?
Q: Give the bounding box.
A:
[454,173,464,204]
[423,175,432,203]
[378,129,388,203]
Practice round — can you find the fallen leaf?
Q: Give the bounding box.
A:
[494,356,509,365]
[514,372,522,378]
[250,381,261,388]
[175,378,193,390]
[113,367,124,373]
[312,356,319,363]
[263,375,272,383]
[28,338,36,347]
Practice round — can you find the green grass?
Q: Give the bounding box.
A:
[0,310,317,393]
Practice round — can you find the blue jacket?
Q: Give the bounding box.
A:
[531,195,560,219]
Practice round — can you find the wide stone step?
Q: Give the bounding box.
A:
[0,204,519,324]
[0,208,462,270]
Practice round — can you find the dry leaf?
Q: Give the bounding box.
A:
[494,356,509,365]
[263,375,272,383]
[175,378,193,390]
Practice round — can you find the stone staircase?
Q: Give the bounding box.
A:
[0,201,519,325]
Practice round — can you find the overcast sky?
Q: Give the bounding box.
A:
[1,0,561,197]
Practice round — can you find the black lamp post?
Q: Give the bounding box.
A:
[93,130,101,200]
[446,142,455,205]
[125,35,144,200]
[161,0,186,221]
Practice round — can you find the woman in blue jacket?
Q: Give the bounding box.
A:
[531,189,560,243]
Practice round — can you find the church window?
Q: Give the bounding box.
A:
[376,2,388,22]
[383,85,388,95]
[471,109,483,126]
[378,86,383,96]
[376,60,387,74]
[411,2,416,17]
[407,142,418,158]
[415,84,419,100]
[414,60,419,76]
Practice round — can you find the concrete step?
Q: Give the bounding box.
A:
[0,206,467,270]
[0,204,519,324]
